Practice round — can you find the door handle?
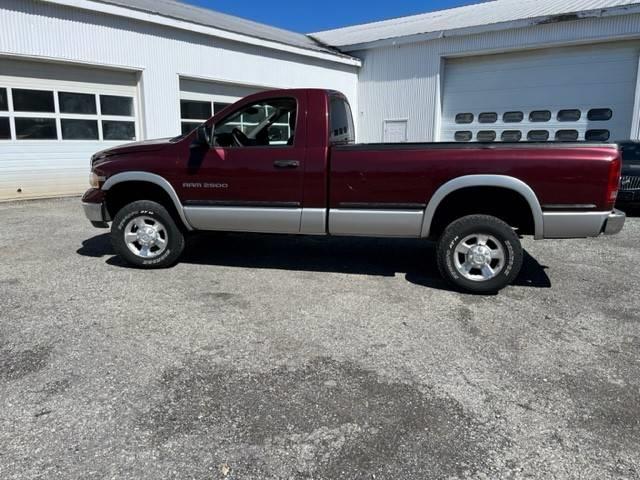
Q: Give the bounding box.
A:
[273,160,300,169]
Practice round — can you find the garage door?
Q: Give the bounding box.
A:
[0,58,140,200]
[179,78,264,135]
[440,42,640,143]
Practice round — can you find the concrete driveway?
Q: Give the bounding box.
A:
[1,197,638,479]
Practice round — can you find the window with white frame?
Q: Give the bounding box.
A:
[0,88,10,140]
[180,99,231,135]
[0,86,137,141]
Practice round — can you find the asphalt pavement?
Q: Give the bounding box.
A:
[0,197,638,479]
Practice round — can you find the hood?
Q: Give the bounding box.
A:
[92,137,174,163]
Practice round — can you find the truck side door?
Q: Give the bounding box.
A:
[181,94,305,233]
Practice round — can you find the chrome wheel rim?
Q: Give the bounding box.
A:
[453,233,506,282]
[124,216,168,259]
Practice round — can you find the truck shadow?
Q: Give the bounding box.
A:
[77,232,551,292]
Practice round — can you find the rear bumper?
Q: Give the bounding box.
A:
[603,209,626,235]
[542,209,625,238]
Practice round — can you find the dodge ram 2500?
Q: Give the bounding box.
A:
[82,89,625,293]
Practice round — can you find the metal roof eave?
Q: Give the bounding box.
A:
[40,0,362,67]
[312,3,640,52]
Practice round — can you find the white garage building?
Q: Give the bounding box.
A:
[0,0,360,200]
[313,0,640,144]
[2,0,640,200]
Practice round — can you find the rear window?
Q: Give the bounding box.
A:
[329,95,355,145]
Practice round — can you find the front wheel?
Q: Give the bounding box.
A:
[436,215,523,294]
[111,200,185,268]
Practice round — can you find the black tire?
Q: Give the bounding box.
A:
[111,200,185,268]
[436,214,523,294]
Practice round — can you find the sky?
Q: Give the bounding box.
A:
[182,0,487,33]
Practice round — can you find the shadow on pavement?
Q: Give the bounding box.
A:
[77,232,551,292]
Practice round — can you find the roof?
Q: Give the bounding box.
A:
[311,0,640,49]
[94,0,351,59]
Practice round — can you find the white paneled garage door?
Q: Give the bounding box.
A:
[179,78,265,135]
[440,42,640,143]
[0,58,140,200]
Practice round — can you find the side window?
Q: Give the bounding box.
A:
[329,95,355,145]
[455,113,474,124]
[503,111,523,123]
[529,110,551,122]
[478,112,497,124]
[213,97,297,148]
[501,130,522,142]
[587,108,613,121]
[454,131,472,142]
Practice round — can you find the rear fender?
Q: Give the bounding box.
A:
[421,175,544,239]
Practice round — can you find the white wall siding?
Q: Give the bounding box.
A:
[0,0,358,138]
[0,0,358,200]
[354,14,640,143]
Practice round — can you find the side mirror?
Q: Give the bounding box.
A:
[191,124,211,149]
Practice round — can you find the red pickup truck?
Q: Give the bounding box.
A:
[82,89,625,293]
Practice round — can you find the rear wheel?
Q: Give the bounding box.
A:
[436,214,523,293]
[111,200,184,268]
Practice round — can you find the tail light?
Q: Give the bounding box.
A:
[605,152,622,210]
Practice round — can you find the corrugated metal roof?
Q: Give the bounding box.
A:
[95,0,340,55]
[311,0,640,48]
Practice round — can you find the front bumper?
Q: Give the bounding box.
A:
[603,209,626,235]
[82,188,110,228]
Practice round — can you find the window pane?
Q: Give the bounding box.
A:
[587,108,613,121]
[455,113,473,124]
[59,92,97,114]
[214,102,231,115]
[15,118,57,139]
[268,124,289,145]
[585,129,610,142]
[180,100,211,120]
[555,130,579,142]
[330,96,354,144]
[501,130,522,142]
[0,117,10,139]
[243,105,268,124]
[477,130,496,142]
[61,119,98,140]
[557,109,581,122]
[13,89,55,112]
[527,130,549,141]
[0,88,7,111]
[181,122,201,135]
[478,112,497,124]
[100,95,134,116]
[529,111,551,122]
[454,131,472,142]
[503,111,524,123]
[102,120,135,140]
